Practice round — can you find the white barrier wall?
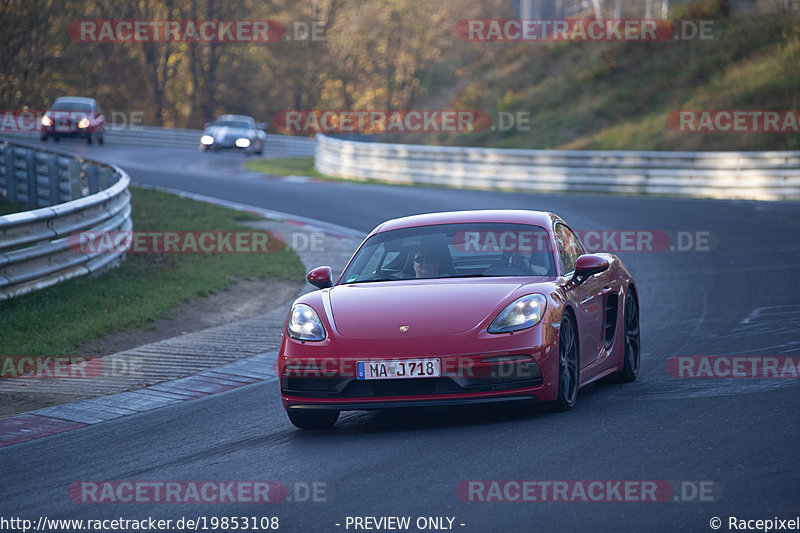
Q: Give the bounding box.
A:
[315,134,800,201]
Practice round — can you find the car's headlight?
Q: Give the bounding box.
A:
[200,135,215,145]
[235,137,251,148]
[78,117,90,129]
[41,115,53,127]
[488,294,547,334]
[287,304,326,341]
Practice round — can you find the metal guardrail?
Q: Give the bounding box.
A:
[4,126,317,157]
[0,139,132,300]
[105,126,316,157]
[315,134,800,201]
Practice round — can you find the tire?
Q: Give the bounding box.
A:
[611,289,640,382]
[86,132,93,145]
[287,409,339,429]
[53,135,59,142]
[40,133,48,141]
[97,132,104,145]
[551,311,579,411]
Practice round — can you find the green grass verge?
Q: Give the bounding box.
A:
[0,186,305,357]
[244,157,326,178]
[245,157,444,189]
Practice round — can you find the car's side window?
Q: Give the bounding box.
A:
[555,223,584,275]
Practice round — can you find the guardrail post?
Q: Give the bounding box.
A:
[69,159,82,199]
[98,167,110,190]
[48,154,60,206]
[25,150,38,207]
[4,143,16,204]
[87,165,99,194]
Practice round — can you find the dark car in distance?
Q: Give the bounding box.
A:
[40,96,105,144]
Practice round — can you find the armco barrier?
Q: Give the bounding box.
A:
[106,126,316,156]
[315,134,800,201]
[4,126,316,157]
[0,139,132,300]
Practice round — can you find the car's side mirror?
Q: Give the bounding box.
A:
[256,122,267,130]
[307,266,333,289]
[572,254,609,284]
[204,122,211,128]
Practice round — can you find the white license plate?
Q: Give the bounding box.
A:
[356,359,441,380]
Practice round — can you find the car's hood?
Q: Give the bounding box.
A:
[204,125,252,138]
[327,278,551,338]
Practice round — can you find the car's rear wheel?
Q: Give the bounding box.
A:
[86,132,93,144]
[612,290,640,382]
[40,133,48,141]
[287,409,339,430]
[551,312,579,411]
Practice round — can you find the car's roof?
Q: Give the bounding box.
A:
[373,210,560,234]
[215,114,254,122]
[53,96,96,104]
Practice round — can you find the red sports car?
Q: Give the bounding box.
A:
[278,210,640,429]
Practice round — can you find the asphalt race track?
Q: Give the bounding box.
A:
[2,139,799,533]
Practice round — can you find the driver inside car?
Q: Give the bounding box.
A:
[404,245,457,279]
[413,249,441,278]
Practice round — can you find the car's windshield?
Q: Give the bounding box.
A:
[51,101,91,112]
[212,120,251,129]
[341,222,556,283]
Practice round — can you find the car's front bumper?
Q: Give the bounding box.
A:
[200,137,256,151]
[41,127,94,137]
[280,322,561,411]
[286,395,539,412]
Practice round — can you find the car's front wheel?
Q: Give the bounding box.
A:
[551,312,579,411]
[287,409,339,429]
[611,289,640,382]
